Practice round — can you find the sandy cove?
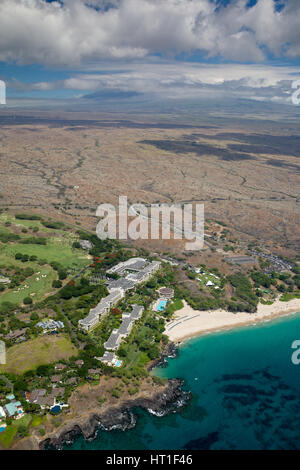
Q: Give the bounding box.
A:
[165,298,300,343]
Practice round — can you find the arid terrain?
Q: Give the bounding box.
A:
[0,111,299,256]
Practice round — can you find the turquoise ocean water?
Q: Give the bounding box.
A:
[65,312,300,450]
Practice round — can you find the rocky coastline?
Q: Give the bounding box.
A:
[10,341,188,451]
[39,377,190,450]
[148,341,179,371]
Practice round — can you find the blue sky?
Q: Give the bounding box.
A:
[0,0,299,106]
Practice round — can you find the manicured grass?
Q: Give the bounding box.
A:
[164,298,184,317]
[0,213,89,271]
[0,213,61,234]
[30,415,45,428]
[0,414,32,448]
[0,334,77,374]
[197,272,221,288]
[0,266,56,305]
[125,344,149,368]
[0,423,17,448]
[0,216,90,307]
[2,238,89,270]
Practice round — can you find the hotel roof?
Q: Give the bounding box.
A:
[107,278,136,291]
[101,351,115,363]
[130,305,144,319]
[104,330,121,350]
[118,317,134,336]
[107,257,147,274]
[126,271,147,282]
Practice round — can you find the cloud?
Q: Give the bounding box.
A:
[0,0,299,66]
[9,62,299,105]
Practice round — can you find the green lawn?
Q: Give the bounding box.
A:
[0,213,89,271]
[0,409,47,448]
[0,212,66,234]
[2,238,89,270]
[0,414,32,448]
[125,344,149,368]
[0,266,56,305]
[0,334,77,374]
[0,215,90,307]
[197,271,221,288]
[30,415,46,428]
[0,423,18,448]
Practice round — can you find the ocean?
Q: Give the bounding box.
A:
[65,312,300,450]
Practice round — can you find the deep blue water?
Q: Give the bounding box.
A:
[50,405,62,415]
[65,312,300,450]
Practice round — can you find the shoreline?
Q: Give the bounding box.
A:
[39,378,189,451]
[165,298,300,344]
[11,378,189,451]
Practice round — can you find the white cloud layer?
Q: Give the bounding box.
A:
[0,0,300,65]
[9,62,300,105]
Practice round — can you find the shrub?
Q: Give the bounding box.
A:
[111,389,120,399]
[30,312,39,321]
[58,270,67,281]
[19,237,47,245]
[52,280,62,289]
[42,220,64,230]
[15,214,42,221]
[18,424,29,438]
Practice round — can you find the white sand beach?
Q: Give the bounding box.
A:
[165,298,300,343]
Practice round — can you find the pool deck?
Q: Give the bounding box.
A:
[153,298,168,312]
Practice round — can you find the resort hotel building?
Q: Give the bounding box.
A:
[78,258,160,332]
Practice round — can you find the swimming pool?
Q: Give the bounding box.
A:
[115,360,122,367]
[50,405,61,414]
[0,426,6,433]
[157,300,167,312]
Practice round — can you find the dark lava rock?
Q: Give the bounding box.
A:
[40,378,190,450]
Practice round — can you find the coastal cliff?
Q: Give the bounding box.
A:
[9,341,188,451]
[148,341,178,371]
[38,377,189,450]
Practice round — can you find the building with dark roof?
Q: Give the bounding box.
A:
[50,387,65,397]
[157,287,174,299]
[51,375,62,383]
[55,363,67,371]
